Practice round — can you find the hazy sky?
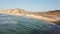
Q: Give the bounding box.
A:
[0,0,60,12]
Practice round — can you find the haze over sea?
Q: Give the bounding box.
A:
[0,14,60,34]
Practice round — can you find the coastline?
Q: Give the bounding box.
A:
[0,12,60,24]
[0,9,60,24]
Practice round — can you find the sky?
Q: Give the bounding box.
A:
[0,0,60,12]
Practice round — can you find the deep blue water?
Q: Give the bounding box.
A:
[0,14,60,34]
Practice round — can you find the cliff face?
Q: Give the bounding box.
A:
[0,8,60,24]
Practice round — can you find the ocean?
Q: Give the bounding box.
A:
[0,14,60,34]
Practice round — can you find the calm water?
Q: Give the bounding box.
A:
[0,14,60,34]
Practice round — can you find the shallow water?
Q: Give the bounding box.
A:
[0,14,60,34]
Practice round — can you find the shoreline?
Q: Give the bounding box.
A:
[0,13,60,24]
[0,9,60,25]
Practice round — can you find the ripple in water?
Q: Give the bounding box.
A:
[0,14,60,34]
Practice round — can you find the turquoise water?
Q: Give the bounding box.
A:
[0,14,60,34]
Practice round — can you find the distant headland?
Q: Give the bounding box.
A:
[0,8,60,25]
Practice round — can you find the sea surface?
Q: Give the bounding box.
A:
[0,14,60,34]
